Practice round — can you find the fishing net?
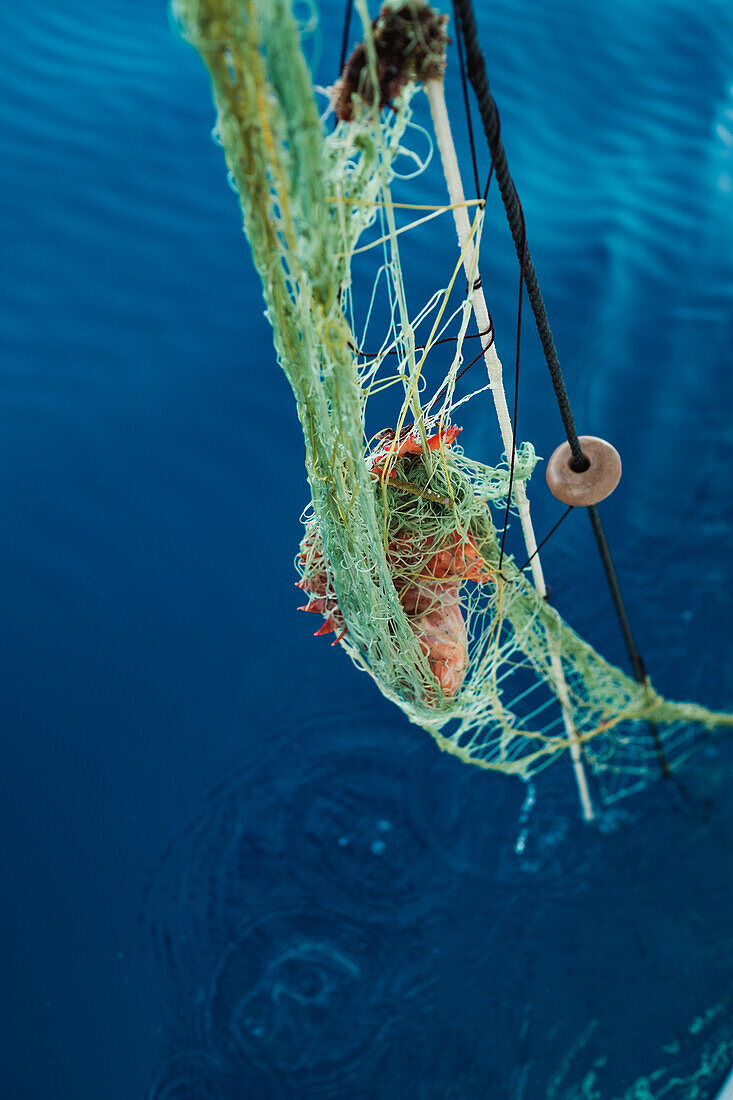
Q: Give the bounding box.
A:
[174,0,731,801]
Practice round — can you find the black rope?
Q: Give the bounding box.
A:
[455,0,671,778]
[337,0,354,82]
[481,102,499,201]
[350,325,491,361]
[517,505,573,575]
[587,507,671,776]
[424,324,495,414]
[483,158,495,202]
[453,0,587,472]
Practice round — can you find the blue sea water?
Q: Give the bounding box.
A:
[1,0,732,1097]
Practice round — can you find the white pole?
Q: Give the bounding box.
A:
[425,79,545,597]
[425,78,595,822]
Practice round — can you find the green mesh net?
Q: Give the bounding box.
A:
[174,0,731,805]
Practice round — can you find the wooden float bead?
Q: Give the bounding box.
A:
[546,435,622,507]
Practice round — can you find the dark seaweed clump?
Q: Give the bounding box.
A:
[333,2,449,122]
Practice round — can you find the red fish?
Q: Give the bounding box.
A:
[296,424,491,697]
[369,424,462,478]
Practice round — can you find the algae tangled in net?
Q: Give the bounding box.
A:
[175,0,731,792]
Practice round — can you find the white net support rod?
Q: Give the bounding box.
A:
[425,77,594,821]
[424,80,545,594]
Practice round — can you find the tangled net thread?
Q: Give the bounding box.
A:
[175,0,731,796]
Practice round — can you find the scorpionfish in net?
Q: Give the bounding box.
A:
[296,425,492,700]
